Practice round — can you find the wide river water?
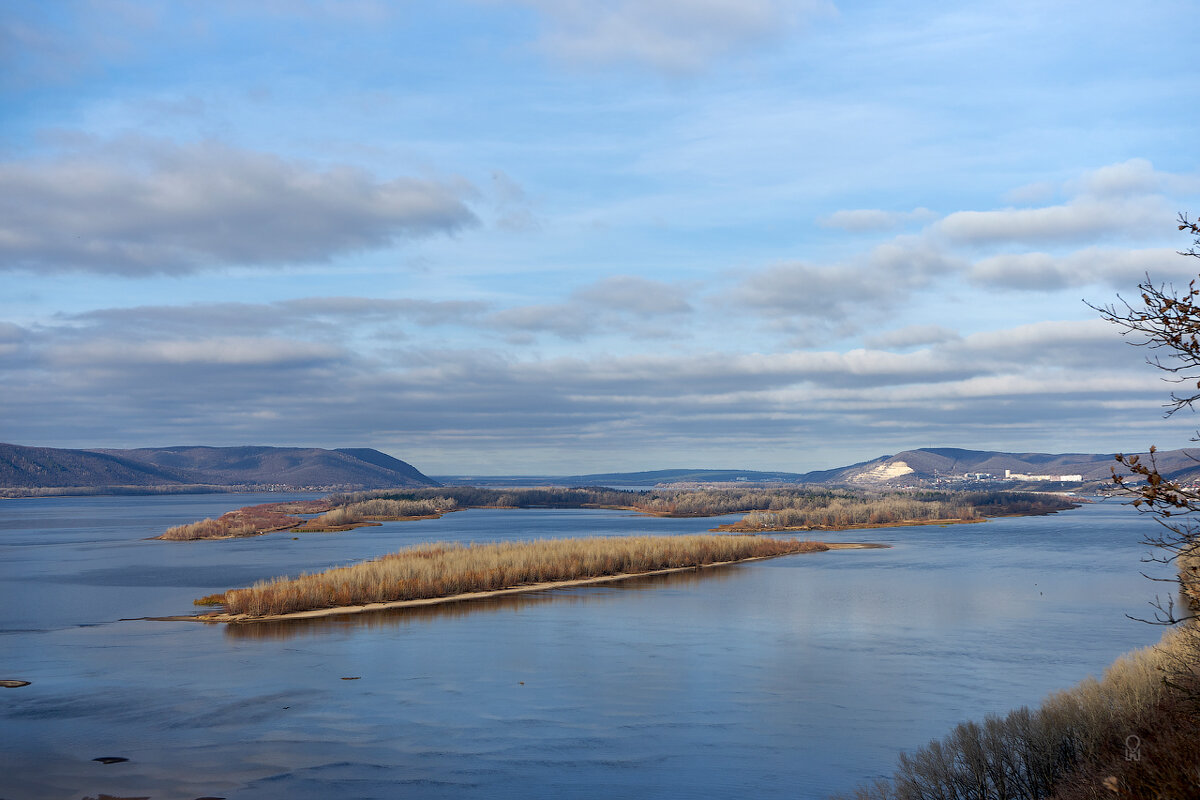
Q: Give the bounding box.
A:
[0,494,1174,799]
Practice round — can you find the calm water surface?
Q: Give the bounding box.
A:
[0,495,1172,799]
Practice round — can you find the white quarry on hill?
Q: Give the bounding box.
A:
[850,460,915,483]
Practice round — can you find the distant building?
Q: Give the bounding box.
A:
[1004,470,1083,482]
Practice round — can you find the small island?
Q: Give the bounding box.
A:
[712,490,1077,532]
[177,534,882,623]
[156,487,1080,540]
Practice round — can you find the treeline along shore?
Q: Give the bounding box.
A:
[158,487,1079,540]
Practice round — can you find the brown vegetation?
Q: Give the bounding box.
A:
[335,487,1076,522]
[293,497,459,531]
[723,491,1075,532]
[157,500,331,540]
[203,534,829,618]
[832,624,1200,800]
[327,486,884,517]
[160,488,1077,540]
[834,549,1200,800]
[724,498,978,531]
[866,220,1200,798]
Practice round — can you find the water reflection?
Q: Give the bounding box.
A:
[224,566,742,640]
[0,497,1176,800]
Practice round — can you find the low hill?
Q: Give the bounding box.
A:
[797,447,1200,487]
[440,447,1200,490]
[0,443,439,491]
[437,468,813,488]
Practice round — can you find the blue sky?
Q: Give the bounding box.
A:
[2,0,1198,474]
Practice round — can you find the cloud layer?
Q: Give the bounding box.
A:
[510,0,828,73]
[4,156,1198,470]
[2,2,1198,474]
[0,139,477,275]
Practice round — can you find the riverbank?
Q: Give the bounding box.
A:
[833,544,1200,799]
[167,537,885,623]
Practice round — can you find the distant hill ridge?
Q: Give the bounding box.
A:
[8,443,1198,493]
[821,447,1164,486]
[0,443,438,490]
[439,446,1200,488]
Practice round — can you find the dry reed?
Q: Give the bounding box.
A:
[158,500,331,540]
[216,534,827,617]
[732,498,977,531]
[297,497,458,530]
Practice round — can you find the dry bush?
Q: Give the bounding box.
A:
[1050,636,1200,800]
[732,491,1077,532]
[735,498,977,531]
[158,501,319,540]
[831,626,1200,800]
[301,497,458,529]
[217,535,827,617]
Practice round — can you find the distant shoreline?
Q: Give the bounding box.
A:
[149,542,887,625]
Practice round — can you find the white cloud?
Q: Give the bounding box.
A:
[48,337,343,367]
[0,137,478,275]
[507,0,830,73]
[278,297,488,326]
[1071,158,1193,199]
[4,308,1186,470]
[729,237,964,339]
[936,197,1170,246]
[1003,180,1058,206]
[970,247,1182,290]
[486,304,596,339]
[572,275,692,315]
[863,324,960,350]
[487,275,693,339]
[819,207,936,232]
[935,160,1197,247]
[733,260,888,319]
[0,321,25,358]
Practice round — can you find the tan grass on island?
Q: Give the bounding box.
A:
[157,500,332,540]
[157,497,458,539]
[186,534,879,623]
[291,497,458,532]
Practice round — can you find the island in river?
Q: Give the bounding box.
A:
[165,535,890,623]
[156,486,1080,540]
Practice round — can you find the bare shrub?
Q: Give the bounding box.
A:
[158,501,327,540]
[301,497,458,529]
[832,626,1199,800]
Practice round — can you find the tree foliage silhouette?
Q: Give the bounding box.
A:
[1094,213,1200,627]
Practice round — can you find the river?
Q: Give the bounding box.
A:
[0,494,1171,799]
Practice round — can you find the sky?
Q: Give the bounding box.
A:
[2,0,1199,476]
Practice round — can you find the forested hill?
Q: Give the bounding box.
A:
[0,444,439,491]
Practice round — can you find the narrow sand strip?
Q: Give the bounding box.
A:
[147,542,887,625]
